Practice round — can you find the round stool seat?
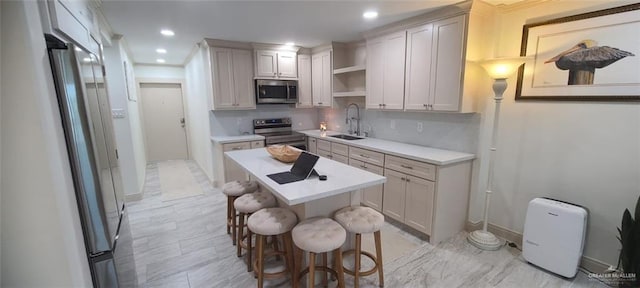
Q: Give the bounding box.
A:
[292,218,346,254]
[222,180,258,196]
[248,208,297,236]
[234,190,276,214]
[334,206,384,234]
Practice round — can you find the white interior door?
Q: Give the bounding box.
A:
[140,83,189,161]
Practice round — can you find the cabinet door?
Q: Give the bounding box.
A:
[297,55,313,107]
[351,159,384,212]
[317,149,332,159]
[211,48,236,109]
[404,174,435,235]
[232,49,256,109]
[382,169,406,222]
[255,50,278,78]
[331,152,349,164]
[307,137,317,154]
[223,142,251,182]
[366,38,384,110]
[277,51,298,78]
[405,23,434,111]
[430,15,465,112]
[382,31,407,110]
[312,51,332,107]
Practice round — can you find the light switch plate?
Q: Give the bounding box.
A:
[111,109,126,119]
[417,122,423,132]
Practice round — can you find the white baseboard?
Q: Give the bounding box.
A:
[466,221,610,273]
[125,193,143,202]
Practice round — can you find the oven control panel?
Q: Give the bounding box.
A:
[253,117,291,127]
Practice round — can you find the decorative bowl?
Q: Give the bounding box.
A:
[266,145,302,163]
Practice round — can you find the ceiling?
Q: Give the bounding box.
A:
[100,1,523,66]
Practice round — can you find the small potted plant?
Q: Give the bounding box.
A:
[615,195,640,287]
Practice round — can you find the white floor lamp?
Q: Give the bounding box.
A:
[468,57,529,250]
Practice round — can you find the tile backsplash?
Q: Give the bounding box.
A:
[319,108,480,153]
[210,105,319,136]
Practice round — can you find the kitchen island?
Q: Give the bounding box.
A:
[224,148,386,219]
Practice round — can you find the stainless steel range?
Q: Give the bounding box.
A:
[253,117,306,150]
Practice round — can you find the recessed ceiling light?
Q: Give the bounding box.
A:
[156,59,166,63]
[156,48,167,54]
[160,29,175,36]
[83,57,91,62]
[285,42,295,46]
[363,11,378,19]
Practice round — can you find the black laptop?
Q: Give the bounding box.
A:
[267,151,320,184]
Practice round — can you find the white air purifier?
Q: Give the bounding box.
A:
[522,198,587,278]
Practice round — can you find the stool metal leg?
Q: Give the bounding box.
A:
[354,233,361,288]
[374,231,384,287]
[230,197,237,245]
[226,196,232,235]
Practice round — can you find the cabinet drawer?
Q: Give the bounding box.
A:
[348,159,383,175]
[349,146,384,166]
[331,153,349,164]
[223,142,251,152]
[317,149,332,159]
[317,139,331,151]
[331,142,349,156]
[385,155,435,181]
[250,140,265,148]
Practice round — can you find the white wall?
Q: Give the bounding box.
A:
[103,38,147,198]
[473,0,640,266]
[0,1,92,286]
[184,45,214,181]
[134,64,185,79]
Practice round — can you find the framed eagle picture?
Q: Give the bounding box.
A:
[515,3,640,101]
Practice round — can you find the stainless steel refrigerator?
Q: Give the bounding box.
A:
[46,34,137,287]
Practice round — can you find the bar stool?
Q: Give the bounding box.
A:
[234,190,277,272]
[334,206,385,288]
[222,180,259,245]
[292,217,346,288]
[248,208,298,288]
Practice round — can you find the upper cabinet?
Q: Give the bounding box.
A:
[254,50,298,79]
[210,47,256,110]
[296,54,313,108]
[405,16,465,112]
[364,0,491,113]
[365,31,406,110]
[312,50,332,107]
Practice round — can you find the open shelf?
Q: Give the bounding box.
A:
[333,65,365,75]
[333,91,366,97]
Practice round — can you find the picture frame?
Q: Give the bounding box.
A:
[515,3,640,101]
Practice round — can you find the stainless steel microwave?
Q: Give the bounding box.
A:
[255,79,297,104]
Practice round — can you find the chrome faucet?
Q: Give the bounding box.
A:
[346,103,360,136]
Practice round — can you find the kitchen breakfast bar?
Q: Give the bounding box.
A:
[224,148,386,220]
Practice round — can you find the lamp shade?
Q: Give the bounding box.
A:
[479,57,529,79]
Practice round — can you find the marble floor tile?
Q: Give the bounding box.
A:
[128,160,608,288]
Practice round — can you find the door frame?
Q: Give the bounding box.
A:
[136,78,191,160]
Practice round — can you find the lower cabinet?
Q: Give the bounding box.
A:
[223,142,251,182]
[350,159,384,212]
[307,137,317,154]
[382,169,406,221]
[403,174,435,235]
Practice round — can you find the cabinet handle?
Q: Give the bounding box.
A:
[359,154,370,158]
[318,102,323,105]
[382,103,386,107]
[327,155,333,158]
[424,104,428,108]
[232,147,243,150]
[279,72,282,75]
[406,177,411,182]
[400,164,413,169]
[401,177,406,181]
[359,164,367,169]
[378,104,382,107]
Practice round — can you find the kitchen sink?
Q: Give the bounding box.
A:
[329,134,363,140]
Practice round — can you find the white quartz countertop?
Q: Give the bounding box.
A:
[210,135,265,144]
[299,130,475,166]
[224,148,386,206]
